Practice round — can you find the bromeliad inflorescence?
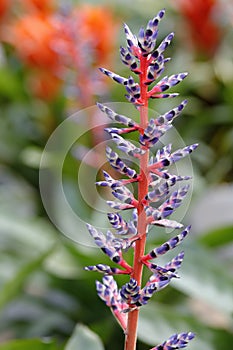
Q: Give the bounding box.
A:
[84,9,197,350]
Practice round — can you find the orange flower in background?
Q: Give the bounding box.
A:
[175,0,223,56]
[6,14,61,71]
[3,11,64,100]
[27,69,61,100]
[0,0,10,22]
[71,4,118,67]
[2,3,118,102]
[22,0,56,15]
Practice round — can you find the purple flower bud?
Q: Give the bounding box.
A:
[108,212,137,236]
[152,32,174,60]
[142,226,191,261]
[105,146,138,179]
[107,201,136,210]
[164,251,185,272]
[86,224,123,263]
[145,56,167,84]
[99,68,127,85]
[97,103,138,128]
[137,275,171,306]
[157,185,189,218]
[96,277,129,330]
[96,170,121,188]
[150,331,195,350]
[170,143,199,163]
[124,23,140,57]
[124,76,141,103]
[110,133,145,157]
[150,92,179,99]
[146,263,178,279]
[155,100,188,126]
[84,264,120,274]
[120,278,140,304]
[111,183,137,205]
[85,263,131,275]
[145,182,169,202]
[120,46,141,73]
[140,119,172,147]
[150,218,184,229]
[148,72,188,99]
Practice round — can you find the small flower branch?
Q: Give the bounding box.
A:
[85,9,197,350]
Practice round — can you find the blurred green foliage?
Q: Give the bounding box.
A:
[0,0,232,349]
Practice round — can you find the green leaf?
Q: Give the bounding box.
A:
[0,67,23,100]
[65,324,104,350]
[0,338,58,350]
[198,226,233,247]
[0,247,54,310]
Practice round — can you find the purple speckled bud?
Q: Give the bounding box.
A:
[150,331,195,350]
[142,226,191,261]
[86,224,123,263]
[157,185,189,218]
[120,278,140,304]
[152,32,174,60]
[97,103,138,128]
[148,72,188,99]
[120,46,141,73]
[124,23,140,57]
[99,68,127,85]
[110,133,145,157]
[105,146,138,179]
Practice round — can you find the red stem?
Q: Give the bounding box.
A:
[124,56,149,350]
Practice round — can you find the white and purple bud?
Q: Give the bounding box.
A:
[142,226,191,261]
[106,146,138,179]
[150,331,195,350]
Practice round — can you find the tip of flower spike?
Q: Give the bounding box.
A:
[158,8,166,18]
[96,102,104,111]
[86,223,92,230]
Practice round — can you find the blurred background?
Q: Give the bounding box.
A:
[0,0,232,349]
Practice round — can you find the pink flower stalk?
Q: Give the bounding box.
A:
[85,9,197,350]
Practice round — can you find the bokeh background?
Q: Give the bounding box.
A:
[0,0,232,349]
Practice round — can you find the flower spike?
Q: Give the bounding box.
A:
[86,9,197,349]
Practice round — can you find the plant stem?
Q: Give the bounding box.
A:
[124,56,149,350]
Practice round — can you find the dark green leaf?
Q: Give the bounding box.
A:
[198,226,233,247]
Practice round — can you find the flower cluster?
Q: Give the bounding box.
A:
[85,9,196,350]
